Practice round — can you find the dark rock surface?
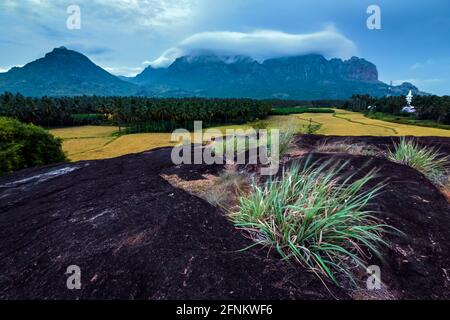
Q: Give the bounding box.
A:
[1,136,449,300]
[0,147,344,300]
[295,135,450,299]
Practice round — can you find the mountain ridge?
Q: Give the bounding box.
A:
[0,47,422,99]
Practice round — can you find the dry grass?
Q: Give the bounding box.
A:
[49,126,119,139]
[85,133,176,161]
[161,173,217,199]
[50,126,176,161]
[204,165,251,208]
[162,165,251,209]
[316,141,381,156]
[306,110,450,137]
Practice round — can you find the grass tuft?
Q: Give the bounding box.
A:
[230,158,391,285]
[388,138,450,185]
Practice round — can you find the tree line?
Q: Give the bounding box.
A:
[0,93,272,131]
[344,94,450,124]
[268,99,347,109]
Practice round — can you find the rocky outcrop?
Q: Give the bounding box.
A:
[133,54,417,99]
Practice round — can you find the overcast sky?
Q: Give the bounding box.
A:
[0,0,449,95]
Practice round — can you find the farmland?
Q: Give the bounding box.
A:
[304,110,450,136]
[50,109,450,162]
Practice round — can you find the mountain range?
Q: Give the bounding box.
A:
[0,47,422,99]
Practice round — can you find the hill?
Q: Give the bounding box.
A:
[0,47,137,97]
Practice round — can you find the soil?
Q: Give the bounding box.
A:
[0,136,449,300]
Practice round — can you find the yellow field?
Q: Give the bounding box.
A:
[49,126,119,139]
[50,111,450,162]
[302,110,450,137]
[49,126,175,162]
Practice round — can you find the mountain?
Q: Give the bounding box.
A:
[132,54,422,99]
[0,47,137,97]
[0,48,423,99]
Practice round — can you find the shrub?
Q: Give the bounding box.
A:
[230,159,390,285]
[0,117,67,175]
[388,138,449,185]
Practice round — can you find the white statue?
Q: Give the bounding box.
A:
[406,90,413,107]
[402,90,417,114]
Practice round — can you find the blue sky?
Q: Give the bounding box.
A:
[0,0,449,95]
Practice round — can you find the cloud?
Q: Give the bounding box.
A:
[393,78,443,90]
[393,78,443,85]
[149,27,357,68]
[93,0,197,27]
[0,0,198,30]
[0,65,23,73]
[103,66,144,77]
[410,59,434,70]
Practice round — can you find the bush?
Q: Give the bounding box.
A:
[230,159,390,285]
[0,117,67,175]
[388,138,449,185]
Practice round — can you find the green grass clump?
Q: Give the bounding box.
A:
[230,159,390,285]
[388,138,450,185]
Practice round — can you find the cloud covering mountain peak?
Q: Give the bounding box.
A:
[149,27,358,68]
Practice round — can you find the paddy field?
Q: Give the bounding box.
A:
[50,109,450,162]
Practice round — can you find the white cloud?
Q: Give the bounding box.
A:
[103,66,144,77]
[93,0,197,27]
[0,0,197,29]
[149,27,358,68]
[393,78,443,86]
[0,65,23,73]
[410,59,434,70]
